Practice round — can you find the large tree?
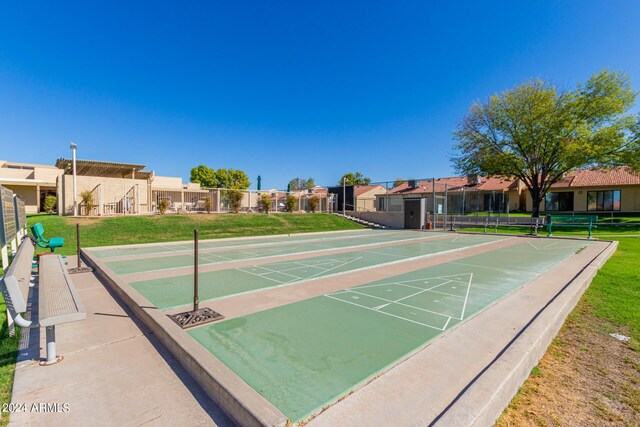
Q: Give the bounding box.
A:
[190,165,251,189]
[452,70,639,217]
[190,165,218,188]
[339,172,371,186]
[215,168,251,189]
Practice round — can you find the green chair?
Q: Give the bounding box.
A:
[31,222,64,252]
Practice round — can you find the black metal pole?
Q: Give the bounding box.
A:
[194,228,199,312]
[76,223,81,269]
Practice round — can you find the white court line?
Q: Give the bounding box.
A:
[284,258,356,270]
[360,250,408,259]
[200,254,234,262]
[279,265,327,273]
[443,317,452,330]
[345,281,426,292]
[353,274,473,290]
[294,257,363,281]
[242,258,365,284]
[459,273,474,320]
[338,285,460,321]
[450,261,540,275]
[268,263,327,273]
[242,265,305,281]
[527,241,539,250]
[392,280,453,304]
[235,267,290,284]
[324,295,445,331]
[428,289,465,299]
[267,258,360,274]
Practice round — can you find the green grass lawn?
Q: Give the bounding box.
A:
[26,213,363,256]
[0,212,362,424]
[0,300,20,427]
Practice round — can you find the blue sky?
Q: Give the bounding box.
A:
[1,1,639,189]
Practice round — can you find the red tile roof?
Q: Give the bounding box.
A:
[477,176,517,191]
[568,167,640,187]
[388,176,515,194]
[354,184,385,197]
[550,167,640,188]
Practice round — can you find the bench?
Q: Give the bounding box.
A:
[0,237,85,365]
[31,222,64,253]
[546,215,597,238]
[1,237,35,328]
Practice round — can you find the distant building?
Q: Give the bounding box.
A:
[375,167,640,214]
[354,185,387,212]
[0,160,63,213]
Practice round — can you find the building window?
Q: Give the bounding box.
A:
[587,190,621,211]
[377,197,386,211]
[545,192,574,211]
[388,197,402,212]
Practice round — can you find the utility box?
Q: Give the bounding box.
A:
[404,198,426,229]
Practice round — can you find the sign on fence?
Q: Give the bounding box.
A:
[0,185,17,247]
[14,194,26,232]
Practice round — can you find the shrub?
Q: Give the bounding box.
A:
[157,199,169,214]
[204,196,213,213]
[309,196,320,213]
[285,195,297,213]
[227,189,244,214]
[43,195,57,214]
[80,190,95,215]
[260,193,272,214]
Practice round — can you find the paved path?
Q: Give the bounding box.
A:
[9,256,231,427]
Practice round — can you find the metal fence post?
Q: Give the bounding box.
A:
[432,178,436,229]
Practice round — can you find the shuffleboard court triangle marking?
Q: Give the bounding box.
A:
[291,257,362,268]
[354,273,473,291]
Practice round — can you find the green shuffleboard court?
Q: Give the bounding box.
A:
[128,233,507,309]
[187,238,590,422]
[104,229,448,275]
[91,229,412,259]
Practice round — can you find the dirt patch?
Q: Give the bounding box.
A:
[497,302,640,426]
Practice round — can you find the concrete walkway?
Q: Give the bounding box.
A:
[9,256,231,427]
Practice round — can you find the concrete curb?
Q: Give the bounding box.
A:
[432,240,618,426]
[81,249,288,427]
